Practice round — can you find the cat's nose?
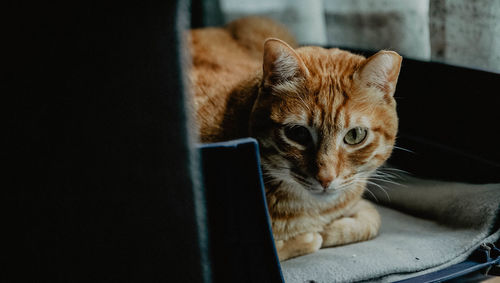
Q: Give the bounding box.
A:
[317,175,334,189]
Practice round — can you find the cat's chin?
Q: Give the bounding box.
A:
[306,188,343,199]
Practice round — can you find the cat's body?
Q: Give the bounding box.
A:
[190,17,297,143]
[189,17,401,261]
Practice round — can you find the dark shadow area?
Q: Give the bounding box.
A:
[3,1,209,282]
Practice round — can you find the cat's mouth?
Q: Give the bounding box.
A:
[290,171,357,197]
[290,173,342,196]
[263,164,348,196]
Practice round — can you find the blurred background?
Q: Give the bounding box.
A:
[195,0,500,73]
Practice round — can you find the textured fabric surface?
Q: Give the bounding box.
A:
[281,177,500,282]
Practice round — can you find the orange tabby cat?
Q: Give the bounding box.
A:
[189,17,401,261]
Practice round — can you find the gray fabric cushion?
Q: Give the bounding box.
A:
[281,176,500,282]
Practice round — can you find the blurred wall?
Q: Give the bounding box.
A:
[219,0,500,73]
[324,0,430,60]
[430,0,500,72]
[221,0,327,45]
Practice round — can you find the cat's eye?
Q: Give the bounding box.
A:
[344,127,368,145]
[284,125,312,146]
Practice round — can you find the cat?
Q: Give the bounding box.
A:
[189,17,401,261]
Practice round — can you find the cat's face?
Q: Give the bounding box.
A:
[250,39,401,199]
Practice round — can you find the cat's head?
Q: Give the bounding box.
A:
[250,39,401,199]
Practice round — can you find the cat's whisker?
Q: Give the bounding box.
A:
[393,145,415,154]
[365,181,391,201]
[265,166,318,189]
[368,177,405,187]
[292,178,315,188]
[370,172,405,186]
[363,187,379,203]
[347,175,392,201]
[273,165,292,170]
[374,171,402,180]
[264,168,316,189]
[374,167,411,180]
[378,167,409,174]
[339,180,380,203]
[334,181,355,192]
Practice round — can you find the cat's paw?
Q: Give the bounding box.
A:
[277,232,323,261]
[321,200,381,248]
[299,232,323,252]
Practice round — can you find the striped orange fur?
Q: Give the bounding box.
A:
[189,17,402,261]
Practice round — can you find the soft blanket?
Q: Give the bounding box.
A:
[281,176,500,282]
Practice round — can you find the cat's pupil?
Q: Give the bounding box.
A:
[284,125,311,145]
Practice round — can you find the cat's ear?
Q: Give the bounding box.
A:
[263,38,309,86]
[355,51,402,97]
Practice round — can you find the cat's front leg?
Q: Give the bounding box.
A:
[320,199,381,248]
[275,232,323,261]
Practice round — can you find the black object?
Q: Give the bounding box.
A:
[199,139,283,283]
[391,59,500,184]
[3,1,209,282]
